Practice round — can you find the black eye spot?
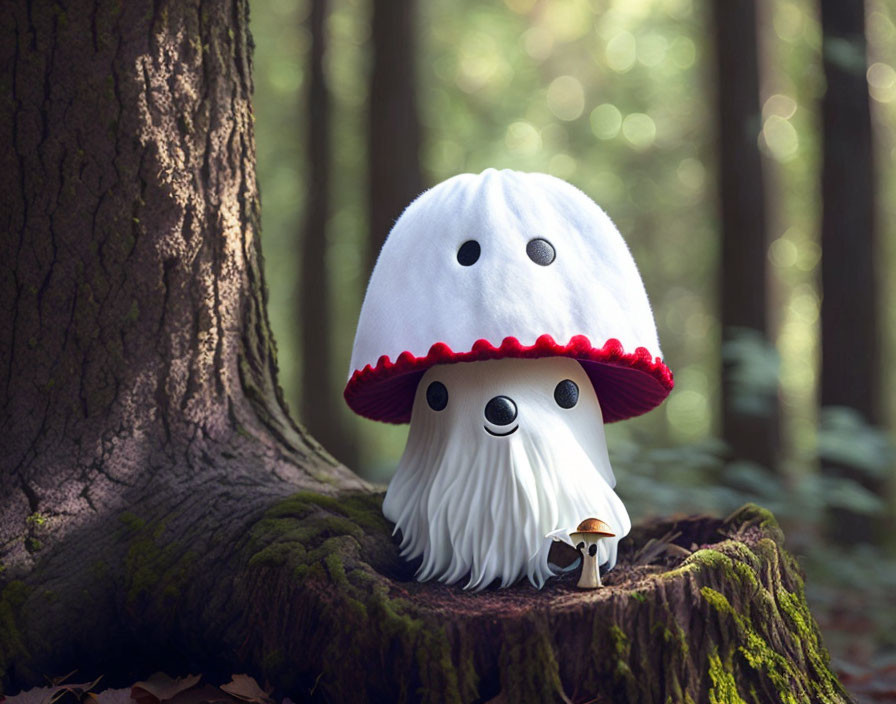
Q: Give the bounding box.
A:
[576,541,585,551]
[554,379,579,409]
[457,240,480,266]
[526,238,555,266]
[426,381,448,411]
[588,543,598,557]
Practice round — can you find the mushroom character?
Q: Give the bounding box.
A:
[384,356,631,589]
[345,169,673,590]
[568,518,616,589]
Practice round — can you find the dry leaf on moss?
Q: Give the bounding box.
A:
[130,674,201,704]
[219,676,272,704]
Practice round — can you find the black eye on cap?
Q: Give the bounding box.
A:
[526,238,555,266]
[554,379,579,409]
[426,381,448,411]
[457,240,480,266]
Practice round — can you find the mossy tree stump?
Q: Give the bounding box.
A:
[3,490,850,703]
[234,496,850,703]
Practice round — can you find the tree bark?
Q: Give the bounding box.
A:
[0,0,363,682]
[0,2,849,702]
[710,0,779,471]
[297,0,356,469]
[367,0,424,277]
[818,0,881,543]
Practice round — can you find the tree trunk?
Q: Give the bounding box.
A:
[0,2,849,702]
[297,0,356,469]
[818,0,881,543]
[0,0,363,681]
[710,0,779,471]
[367,0,424,277]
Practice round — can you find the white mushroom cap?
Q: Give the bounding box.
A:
[345,168,672,424]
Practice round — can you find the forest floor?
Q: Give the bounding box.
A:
[814,606,896,702]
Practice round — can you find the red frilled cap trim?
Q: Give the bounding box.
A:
[343,334,673,424]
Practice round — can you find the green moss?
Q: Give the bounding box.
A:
[324,549,349,588]
[25,513,47,526]
[707,648,747,704]
[118,513,194,607]
[660,621,689,657]
[777,589,812,640]
[498,619,565,704]
[240,491,472,702]
[686,548,732,570]
[726,503,785,543]
[118,511,146,532]
[249,540,307,569]
[609,625,629,660]
[700,585,844,703]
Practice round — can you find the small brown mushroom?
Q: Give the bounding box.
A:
[569,518,616,589]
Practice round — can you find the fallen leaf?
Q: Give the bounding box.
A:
[131,674,201,704]
[45,676,103,704]
[49,672,79,688]
[164,685,233,704]
[94,689,132,704]
[219,676,272,704]
[2,687,56,704]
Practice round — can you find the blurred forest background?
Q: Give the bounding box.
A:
[249,0,896,680]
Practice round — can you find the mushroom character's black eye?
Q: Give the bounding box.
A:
[554,379,579,409]
[526,238,555,266]
[588,543,598,557]
[457,240,481,266]
[576,541,585,551]
[426,381,448,411]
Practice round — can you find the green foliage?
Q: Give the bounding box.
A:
[817,406,896,481]
[722,328,780,418]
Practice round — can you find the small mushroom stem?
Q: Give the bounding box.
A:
[577,543,602,589]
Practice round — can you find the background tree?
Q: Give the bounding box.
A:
[298,0,357,468]
[710,0,779,471]
[818,0,881,543]
[367,0,424,277]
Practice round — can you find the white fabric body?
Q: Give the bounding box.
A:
[349,168,661,378]
[382,356,631,590]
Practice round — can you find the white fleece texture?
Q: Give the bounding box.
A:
[349,168,660,377]
[383,357,631,590]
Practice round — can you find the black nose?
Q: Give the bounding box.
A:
[484,396,517,426]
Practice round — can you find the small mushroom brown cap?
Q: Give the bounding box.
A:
[572,518,615,537]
